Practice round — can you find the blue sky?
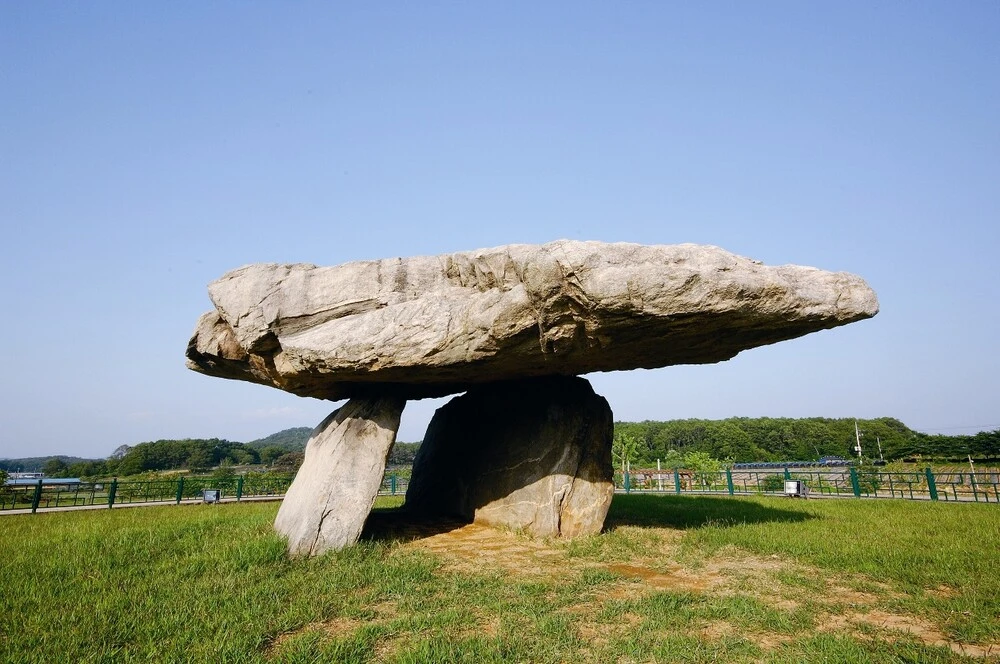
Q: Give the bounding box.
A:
[2,2,998,459]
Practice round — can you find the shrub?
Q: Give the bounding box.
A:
[761,474,785,492]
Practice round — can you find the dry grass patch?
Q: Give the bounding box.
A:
[265,594,402,657]
[697,621,796,651]
[265,616,365,656]
[391,516,999,661]
[406,522,575,578]
[576,611,643,645]
[816,609,1000,658]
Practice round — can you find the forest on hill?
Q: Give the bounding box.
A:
[246,427,313,451]
[615,417,1000,465]
[0,428,424,479]
[4,419,996,480]
[0,456,93,474]
[7,439,292,479]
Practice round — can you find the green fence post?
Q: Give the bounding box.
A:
[784,467,791,480]
[31,479,43,514]
[726,469,734,496]
[108,478,118,509]
[175,477,184,504]
[849,467,861,498]
[624,472,631,493]
[673,469,681,494]
[236,475,244,502]
[390,474,397,495]
[925,468,938,501]
[970,474,979,503]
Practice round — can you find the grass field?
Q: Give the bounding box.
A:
[1,495,998,663]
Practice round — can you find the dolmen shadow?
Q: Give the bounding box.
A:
[604,493,815,531]
[360,508,470,544]
[362,493,815,545]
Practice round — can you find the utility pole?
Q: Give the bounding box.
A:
[854,420,864,465]
[876,437,884,463]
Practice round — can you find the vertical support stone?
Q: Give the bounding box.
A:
[406,376,613,538]
[274,397,405,556]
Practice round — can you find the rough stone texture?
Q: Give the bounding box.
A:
[405,376,614,538]
[186,241,878,400]
[273,397,404,556]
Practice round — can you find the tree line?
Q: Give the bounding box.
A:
[34,439,307,479]
[613,417,1000,465]
[13,437,425,480]
[6,418,996,482]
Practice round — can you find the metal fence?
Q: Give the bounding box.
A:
[1,473,410,514]
[5,466,997,514]
[616,467,1000,503]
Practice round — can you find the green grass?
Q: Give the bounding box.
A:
[1,495,998,662]
[675,496,1000,643]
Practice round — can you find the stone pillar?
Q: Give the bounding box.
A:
[274,396,405,556]
[405,376,613,538]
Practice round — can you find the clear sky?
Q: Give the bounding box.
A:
[2,2,998,459]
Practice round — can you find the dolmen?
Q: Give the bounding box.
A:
[186,240,878,556]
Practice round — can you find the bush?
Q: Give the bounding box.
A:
[761,474,785,492]
[683,451,722,488]
[857,470,883,493]
[272,451,304,472]
[212,464,235,481]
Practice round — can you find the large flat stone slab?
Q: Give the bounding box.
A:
[186,241,878,400]
[274,397,404,556]
[405,376,614,538]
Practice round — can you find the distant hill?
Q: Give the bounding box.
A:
[246,427,313,452]
[4,417,994,476]
[0,428,315,473]
[615,417,999,464]
[0,456,96,473]
[388,441,421,465]
[0,427,417,476]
